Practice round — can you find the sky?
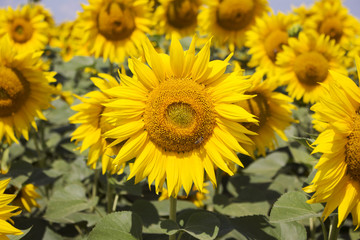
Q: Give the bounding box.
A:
[0,0,360,24]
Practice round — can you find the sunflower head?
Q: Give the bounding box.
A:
[0,67,30,117]
[76,0,153,63]
[97,2,136,41]
[306,56,360,228]
[0,5,49,51]
[102,36,257,196]
[166,0,200,29]
[199,0,269,50]
[0,36,55,144]
[276,32,346,103]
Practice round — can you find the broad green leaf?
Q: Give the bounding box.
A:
[288,141,317,166]
[213,194,270,217]
[44,183,98,222]
[270,191,323,223]
[8,227,32,240]
[267,222,307,240]
[151,200,196,216]
[183,212,220,240]
[243,151,289,178]
[131,200,160,233]
[88,211,143,240]
[160,220,180,235]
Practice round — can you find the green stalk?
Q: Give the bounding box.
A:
[318,217,328,240]
[169,196,177,240]
[328,216,340,240]
[106,173,114,213]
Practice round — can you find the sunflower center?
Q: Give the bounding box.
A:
[345,113,360,183]
[166,0,199,29]
[264,30,288,62]
[293,51,329,86]
[10,18,34,43]
[216,0,255,31]
[144,78,216,152]
[97,2,136,41]
[0,66,30,117]
[319,17,343,43]
[241,92,269,132]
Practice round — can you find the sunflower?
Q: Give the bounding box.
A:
[302,0,360,48]
[5,184,41,213]
[0,5,49,52]
[276,32,347,104]
[103,36,257,197]
[153,0,201,39]
[69,74,126,174]
[304,56,360,228]
[236,70,295,157]
[0,178,23,239]
[0,37,55,145]
[159,183,210,207]
[75,0,153,63]
[198,0,269,51]
[246,12,297,78]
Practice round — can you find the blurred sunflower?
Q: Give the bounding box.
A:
[198,0,269,51]
[104,36,257,197]
[304,56,360,228]
[159,183,209,207]
[303,0,360,48]
[69,74,125,174]
[0,37,55,145]
[0,5,49,51]
[246,12,297,78]
[0,179,23,239]
[76,0,153,63]
[237,70,295,157]
[6,184,40,213]
[276,32,346,104]
[153,0,201,39]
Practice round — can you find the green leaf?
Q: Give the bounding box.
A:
[288,141,317,166]
[88,211,143,240]
[213,194,269,217]
[151,199,196,216]
[268,222,307,240]
[160,220,180,235]
[183,212,220,240]
[131,200,160,231]
[270,191,323,223]
[8,227,32,240]
[243,151,289,178]
[44,183,98,222]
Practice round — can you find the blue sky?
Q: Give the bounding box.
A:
[1,0,360,24]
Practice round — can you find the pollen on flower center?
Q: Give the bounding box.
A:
[10,18,34,43]
[216,0,255,31]
[264,30,288,62]
[97,2,135,41]
[166,103,196,128]
[294,51,329,86]
[345,113,360,183]
[242,92,269,132]
[319,17,343,42]
[144,78,216,152]
[166,0,199,29]
[0,66,30,117]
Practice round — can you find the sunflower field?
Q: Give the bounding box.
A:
[1,0,360,239]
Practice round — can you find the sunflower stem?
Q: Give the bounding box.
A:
[169,196,177,240]
[92,169,100,200]
[106,173,114,213]
[318,217,328,240]
[309,218,315,240]
[328,216,340,240]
